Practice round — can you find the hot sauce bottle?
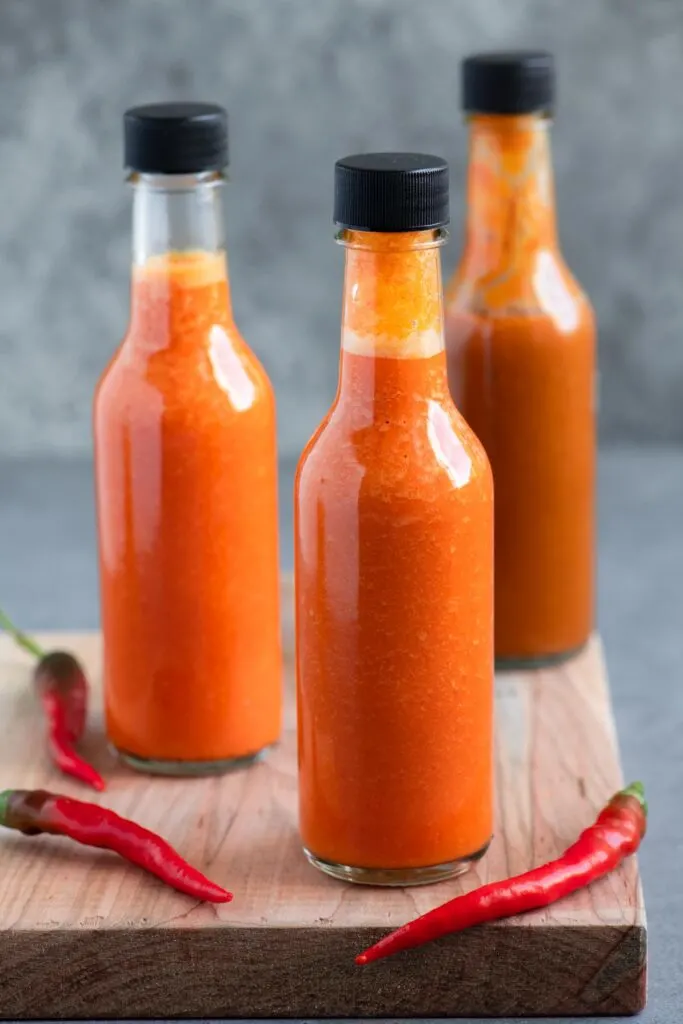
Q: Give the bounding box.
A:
[94,104,282,773]
[445,54,596,667]
[295,154,494,885]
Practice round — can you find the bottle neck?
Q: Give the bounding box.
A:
[337,228,448,407]
[131,170,227,262]
[128,171,233,343]
[339,229,445,355]
[462,114,558,276]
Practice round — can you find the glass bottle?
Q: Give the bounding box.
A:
[94,103,282,774]
[445,53,596,668]
[295,154,494,886]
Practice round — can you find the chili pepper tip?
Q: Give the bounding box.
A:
[73,769,106,792]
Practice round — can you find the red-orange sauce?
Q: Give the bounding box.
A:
[446,115,596,663]
[296,231,494,872]
[95,251,282,764]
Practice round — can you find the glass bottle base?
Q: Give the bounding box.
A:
[112,743,273,777]
[303,838,490,887]
[495,641,587,671]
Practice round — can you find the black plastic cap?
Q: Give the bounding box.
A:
[462,52,554,115]
[124,102,229,174]
[334,153,449,232]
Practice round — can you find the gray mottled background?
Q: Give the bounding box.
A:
[0,0,682,457]
[1,6,682,1021]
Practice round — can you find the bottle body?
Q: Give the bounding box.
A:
[296,229,494,884]
[445,115,596,666]
[94,175,281,772]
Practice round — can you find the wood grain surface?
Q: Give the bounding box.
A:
[0,576,646,1018]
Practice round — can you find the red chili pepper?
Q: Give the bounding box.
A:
[0,609,105,791]
[356,782,647,966]
[0,788,233,903]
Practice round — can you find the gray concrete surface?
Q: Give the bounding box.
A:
[0,447,681,1021]
[1,0,683,459]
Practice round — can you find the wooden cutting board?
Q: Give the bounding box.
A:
[0,576,646,1019]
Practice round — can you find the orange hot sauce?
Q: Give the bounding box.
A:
[94,104,281,773]
[446,54,596,667]
[296,154,494,886]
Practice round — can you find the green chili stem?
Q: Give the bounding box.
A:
[0,608,44,659]
[0,789,11,827]
[620,780,647,815]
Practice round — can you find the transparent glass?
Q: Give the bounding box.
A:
[131,170,226,264]
[295,227,494,885]
[94,172,282,776]
[445,114,596,670]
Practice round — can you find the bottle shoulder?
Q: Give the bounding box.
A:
[446,248,595,335]
[296,398,492,502]
[95,322,275,425]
